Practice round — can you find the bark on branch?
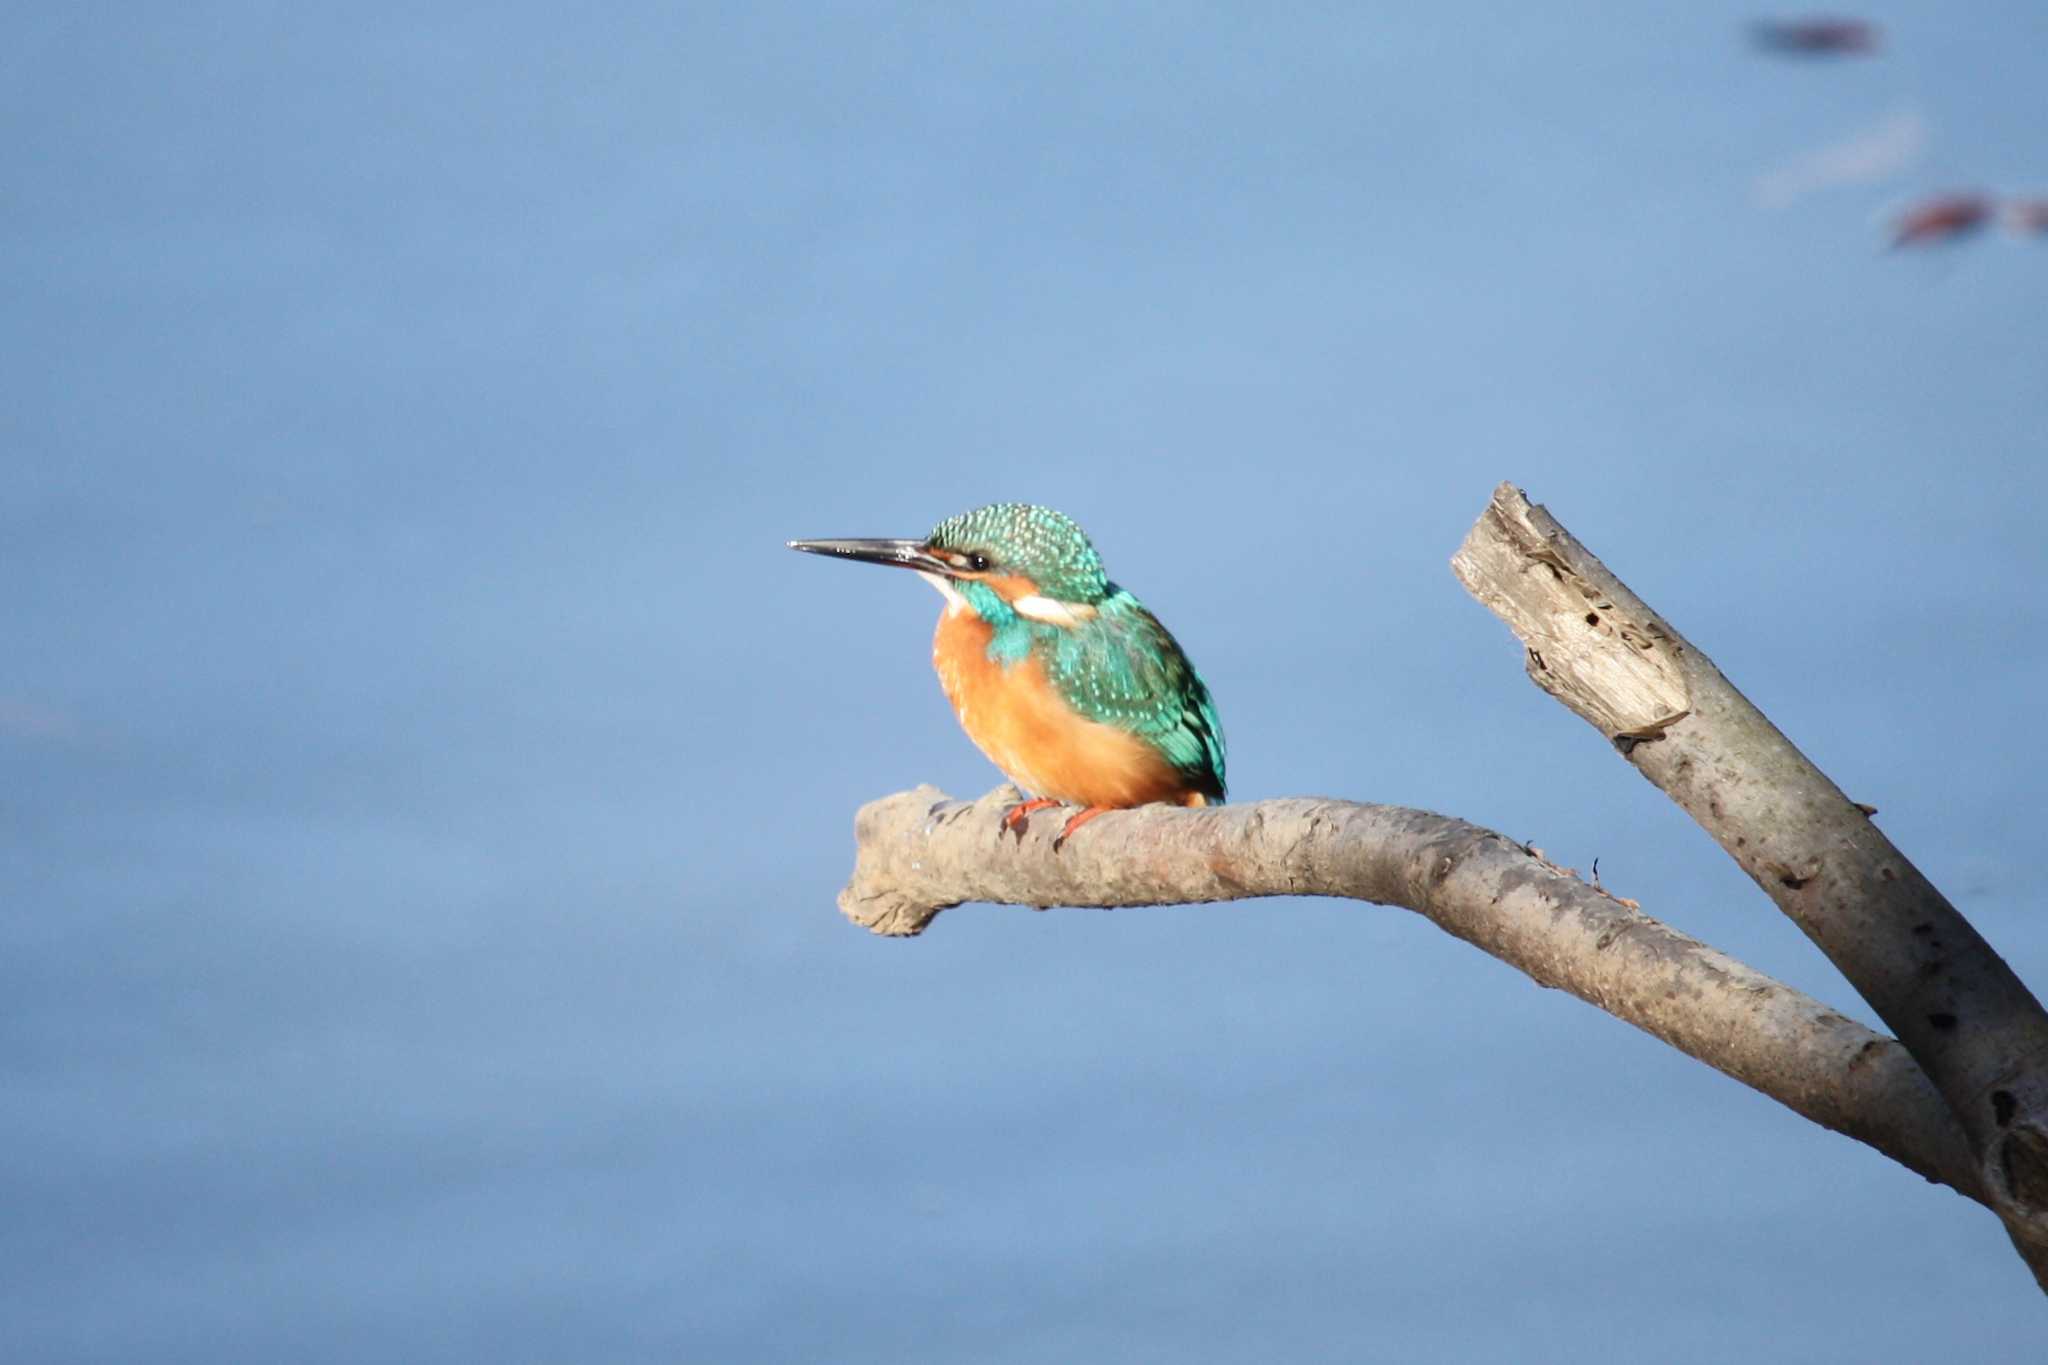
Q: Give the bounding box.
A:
[1452,481,2048,1282]
[822,481,2048,1289]
[839,783,1984,1208]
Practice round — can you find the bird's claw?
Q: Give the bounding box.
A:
[1050,806,1109,853]
[1000,797,1061,842]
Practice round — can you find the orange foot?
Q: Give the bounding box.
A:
[1052,805,1112,853]
[1001,797,1061,841]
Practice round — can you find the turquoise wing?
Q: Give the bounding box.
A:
[1044,589,1227,801]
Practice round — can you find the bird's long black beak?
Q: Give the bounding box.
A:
[786,537,957,576]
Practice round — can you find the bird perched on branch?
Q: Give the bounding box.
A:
[789,503,1225,847]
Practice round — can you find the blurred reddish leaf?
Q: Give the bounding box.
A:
[1890,193,1993,248]
[1751,17,1881,55]
[2002,199,2048,238]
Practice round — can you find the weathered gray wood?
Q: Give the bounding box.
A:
[839,784,1986,1210]
[1452,496,1690,738]
[1453,481,2048,1283]
[820,481,2048,1291]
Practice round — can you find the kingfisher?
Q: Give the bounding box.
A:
[788,503,1225,846]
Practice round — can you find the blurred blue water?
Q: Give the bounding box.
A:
[4,4,2045,1360]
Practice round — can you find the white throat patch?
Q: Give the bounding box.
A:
[918,571,968,614]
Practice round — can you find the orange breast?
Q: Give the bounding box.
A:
[930,608,1207,810]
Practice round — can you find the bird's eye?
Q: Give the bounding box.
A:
[967,552,991,572]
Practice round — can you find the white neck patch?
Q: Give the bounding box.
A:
[1012,594,1097,627]
[920,572,1097,627]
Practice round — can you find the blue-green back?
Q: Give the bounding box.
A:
[960,578,1226,801]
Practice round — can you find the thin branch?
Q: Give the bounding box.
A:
[1452,481,2048,1277]
[839,783,1986,1209]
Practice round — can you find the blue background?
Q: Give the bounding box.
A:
[5,4,2045,1359]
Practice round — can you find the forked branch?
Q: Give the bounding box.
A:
[825,482,2048,1290]
[1452,483,2048,1279]
[840,783,1983,1208]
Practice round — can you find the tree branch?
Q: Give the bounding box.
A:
[819,481,2047,1289]
[838,783,1986,1209]
[1452,481,2048,1281]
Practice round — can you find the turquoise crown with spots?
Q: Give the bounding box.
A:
[927,504,1110,604]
